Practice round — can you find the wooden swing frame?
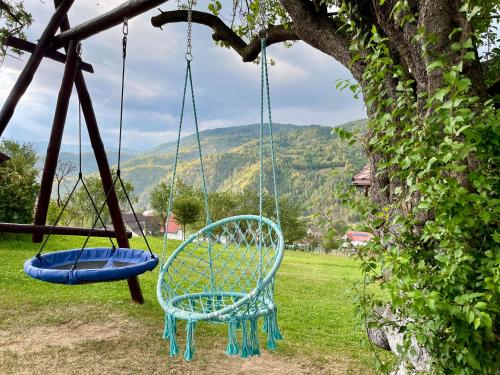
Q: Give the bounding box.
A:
[0,0,168,303]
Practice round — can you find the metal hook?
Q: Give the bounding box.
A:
[123,18,129,36]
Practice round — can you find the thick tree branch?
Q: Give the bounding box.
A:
[151,10,299,62]
[279,0,364,81]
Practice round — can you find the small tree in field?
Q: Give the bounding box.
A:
[150,181,171,227]
[172,196,201,240]
[54,160,75,207]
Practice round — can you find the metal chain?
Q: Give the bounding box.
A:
[76,42,82,175]
[186,0,194,60]
[118,18,128,170]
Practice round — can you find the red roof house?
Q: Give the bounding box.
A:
[162,216,180,233]
[346,231,373,245]
[160,216,183,240]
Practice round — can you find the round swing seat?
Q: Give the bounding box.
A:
[24,247,159,285]
[158,215,284,322]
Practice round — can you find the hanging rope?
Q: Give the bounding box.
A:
[261,38,281,227]
[71,18,155,269]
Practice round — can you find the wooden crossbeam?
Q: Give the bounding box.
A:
[0,223,132,238]
[4,36,94,73]
[50,0,167,49]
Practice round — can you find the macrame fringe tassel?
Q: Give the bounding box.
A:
[240,319,251,358]
[272,309,283,340]
[167,314,178,357]
[183,320,196,361]
[265,309,283,350]
[226,317,239,355]
[249,318,260,356]
[163,313,169,339]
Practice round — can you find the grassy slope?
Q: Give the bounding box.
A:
[0,235,379,373]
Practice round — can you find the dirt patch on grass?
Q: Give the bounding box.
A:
[0,305,367,375]
[0,320,127,354]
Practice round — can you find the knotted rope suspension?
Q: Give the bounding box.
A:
[157,0,283,361]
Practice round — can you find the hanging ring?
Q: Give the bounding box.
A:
[258,29,268,39]
[185,52,193,61]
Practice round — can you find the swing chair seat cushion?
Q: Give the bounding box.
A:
[24,248,159,285]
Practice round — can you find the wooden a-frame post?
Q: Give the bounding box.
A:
[32,40,79,243]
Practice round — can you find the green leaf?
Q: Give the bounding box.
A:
[474,317,481,329]
[474,302,487,310]
[468,6,481,21]
[427,60,444,72]
[493,231,500,243]
[401,157,411,169]
[426,156,437,170]
[466,352,481,369]
[467,310,475,323]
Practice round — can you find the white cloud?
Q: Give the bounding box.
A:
[1,1,366,150]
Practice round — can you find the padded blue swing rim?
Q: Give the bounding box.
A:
[157,214,284,321]
[24,247,159,285]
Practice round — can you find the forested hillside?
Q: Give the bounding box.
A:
[119,120,367,219]
[36,120,367,233]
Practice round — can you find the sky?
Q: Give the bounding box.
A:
[0,0,366,151]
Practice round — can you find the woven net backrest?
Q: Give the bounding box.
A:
[158,215,283,316]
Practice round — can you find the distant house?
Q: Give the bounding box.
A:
[122,212,161,237]
[345,231,373,246]
[160,216,183,240]
[352,164,371,196]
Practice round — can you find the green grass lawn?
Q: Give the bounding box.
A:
[0,234,380,374]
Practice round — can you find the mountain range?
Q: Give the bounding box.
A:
[37,120,368,220]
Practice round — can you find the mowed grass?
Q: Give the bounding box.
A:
[0,234,380,374]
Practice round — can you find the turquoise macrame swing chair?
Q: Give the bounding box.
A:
[157,7,284,361]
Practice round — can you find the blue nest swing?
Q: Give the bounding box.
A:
[25,247,158,285]
[24,20,158,286]
[157,36,284,360]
